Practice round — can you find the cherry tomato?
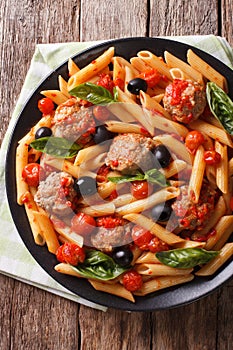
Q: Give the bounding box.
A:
[71,212,96,236]
[132,225,154,250]
[93,105,111,122]
[56,242,85,266]
[185,130,205,154]
[204,150,221,165]
[22,163,44,187]
[138,68,161,88]
[38,97,54,115]
[122,270,143,292]
[130,180,153,200]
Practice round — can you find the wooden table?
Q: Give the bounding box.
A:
[0,1,232,349]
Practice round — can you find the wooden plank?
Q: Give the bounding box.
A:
[151,294,218,349]
[222,0,233,47]
[149,0,218,36]
[80,0,148,41]
[217,284,233,350]
[79,306,151,350]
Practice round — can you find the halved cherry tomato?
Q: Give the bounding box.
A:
[148,237,169,253]
[185,130,205,154]
[22,163,44,187]
[122,270,143,292]
[132,225,154,250]
[71,212,96,236]
[96,73,115,94]
[93,105,111,122]
[38,97,54,115]
[204,150,221,165]
[56,242,85,266]
[130,180,153,200]
[138,68,161,88]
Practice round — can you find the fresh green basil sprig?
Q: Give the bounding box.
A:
[156,248,219,269]
[108,168,168,187]
[30,136,82,158]
[206,82,233,135]
[69,82,118,105]
[71,250,129,280]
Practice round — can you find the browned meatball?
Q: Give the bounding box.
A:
[163,79,206,124]
[169,183,216,231]
[105,133,155,174]
[90,224,132,252]
[35,171,76,217]
[53,98,95,143]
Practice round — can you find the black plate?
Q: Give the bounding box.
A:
[5,37,233,312]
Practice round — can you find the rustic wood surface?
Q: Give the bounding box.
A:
[0,1,232,349]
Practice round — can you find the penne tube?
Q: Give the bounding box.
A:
[153,134,192,164]
[40,90,68,105]
[134,274,194,296]
[189,119,233,147]
[112,56,139,75]
[160,159,187,178]
[116,87,154,134]
[32,210,60,254]
[188,145,206,203]
[97,181,117,199]
[112,57,125,89]
[228,157,233,176]
[195,243,233,276]
[81,152,107,171]
[140,91,172,120]
[18,114,53,145]
[130,56,151,73]
[68,57,80,76]
[169,67,186,80]
[135,263,193,276]
[116,187,179,216]
[135,251,161,264]
[80,202,115,216]
[16,142,29,204]
[205,215,233,250]
[124,65,137,101]
[107,102,135,123]
[123,213,185,245]
[55,263,83,277]
[105,120,144,134]
[89,280,135,302]
[58,75,70,98]
[68,47,115,90]
[215,141,228,194]
[187,49,228,92]
[111,193,135,207]
[137,51,172,80]
[164,51,204,84]
[23,191,45,245]
[74,143,109,166]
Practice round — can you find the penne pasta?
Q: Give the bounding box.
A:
[188,145,205,203]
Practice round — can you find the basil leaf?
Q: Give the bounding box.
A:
[206,82,233,135]
[156,248,219,269]
[69,82,116,105]
[108,168,168,186]
[30,137,81,158]
[71,250,129,280]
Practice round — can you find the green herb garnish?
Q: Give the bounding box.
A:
[156,248,219,269]
[30,136,81,158]
[206,82,233,135]
[69,82,117,105]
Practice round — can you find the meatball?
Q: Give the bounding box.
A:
[34,171,76,217]
[105,133,155,174]
[53,98,95,143]
[169,183,216,231]
[90,224,132,252]
[163,79,206,124]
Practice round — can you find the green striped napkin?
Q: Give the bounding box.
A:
[0,35,232,311]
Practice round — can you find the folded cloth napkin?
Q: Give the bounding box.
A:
[0,35,232,311]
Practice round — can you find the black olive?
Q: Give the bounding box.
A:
[127,78,148,95]
[35,126,52,139]
[153,145,171,168]
[93,125,115,144]
[112,246,133,267]
[151,202,172,222]
[73,176,97,196]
